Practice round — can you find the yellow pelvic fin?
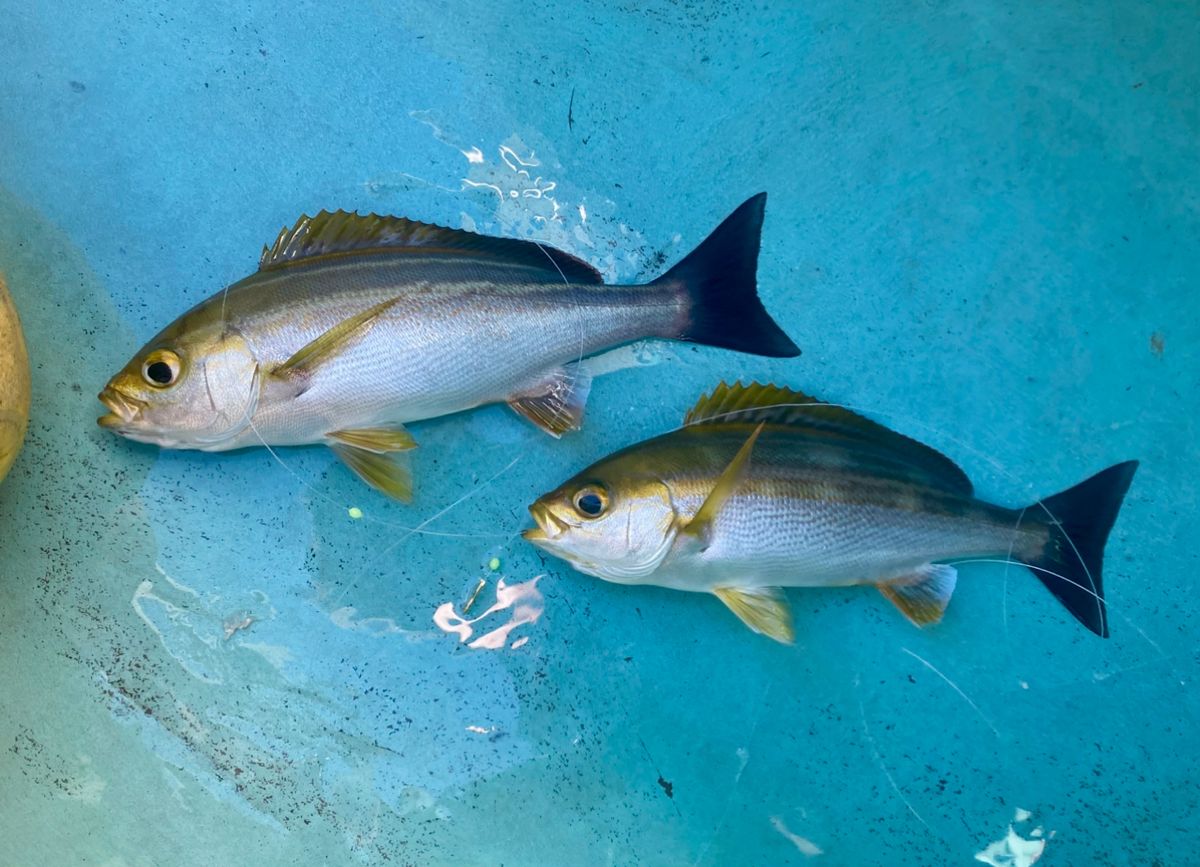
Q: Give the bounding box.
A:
[331,442,413,502]
[714,586,794,644]
[507,363,593,437]
[272,296,404,384]
[877,564,958,627]
[328,426,417,453]
[682,421,765,545]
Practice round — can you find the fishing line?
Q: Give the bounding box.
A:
[212,254,485,538]
[1000,506,1028,650]
[239,204,592,616]
[241,413,513,539]
[947,558,1156,640]
[898,646,1000,737]
[854,672,940,839]
[691,679,773,866]
[326,453,526,610]
[533,228,588,405]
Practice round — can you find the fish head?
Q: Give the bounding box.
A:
[98,312,260,449]
[523,454,679,585]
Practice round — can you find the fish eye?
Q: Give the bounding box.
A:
[573,485,609,518]
[141,350,182,388]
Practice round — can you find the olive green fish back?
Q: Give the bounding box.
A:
[683,381,973,495]
[259,209,604,284]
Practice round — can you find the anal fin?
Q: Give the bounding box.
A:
[507,362,593,437]
[877,564,958,627]
[331,442,413,502]
[714,586,794,644]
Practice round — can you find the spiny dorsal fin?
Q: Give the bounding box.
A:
[684,381,973,496]
[259,210,604,284]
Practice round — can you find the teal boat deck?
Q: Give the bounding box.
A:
[0,2,1196,863]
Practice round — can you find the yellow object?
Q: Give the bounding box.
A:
[0,273,30,482]
[488,557,501,571]
[348,506,363,519]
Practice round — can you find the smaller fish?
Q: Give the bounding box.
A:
[524,382,1138,643]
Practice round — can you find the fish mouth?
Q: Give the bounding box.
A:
[523,501,571,547]
[97,386,144,429]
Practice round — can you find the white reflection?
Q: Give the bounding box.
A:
[433,577,544,650]
[975,808,1050,866]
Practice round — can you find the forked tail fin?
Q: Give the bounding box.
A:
[1027,460,1139,637]
[651,193,800,358]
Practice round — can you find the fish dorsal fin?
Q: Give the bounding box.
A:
[259,210,604,284]
[684,382,973,496]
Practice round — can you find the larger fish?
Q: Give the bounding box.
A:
[98,196,798,499]
[524,382,1138,643]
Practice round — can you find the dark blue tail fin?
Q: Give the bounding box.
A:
[652,193,800,358]
[1029,460,1138,637]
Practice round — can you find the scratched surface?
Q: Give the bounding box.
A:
[0,1,1197,864]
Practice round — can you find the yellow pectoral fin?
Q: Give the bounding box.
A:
[714,586,794,644]
[331,442,413,502]
[272,295,404,385]
[329,426,417,453]
[682,421,765,546]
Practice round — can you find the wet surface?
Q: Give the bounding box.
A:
[1,1,1198,863]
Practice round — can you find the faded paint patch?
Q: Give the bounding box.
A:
[975,809,1048,866]
[770,815,823,857]
[433,577,544,650]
